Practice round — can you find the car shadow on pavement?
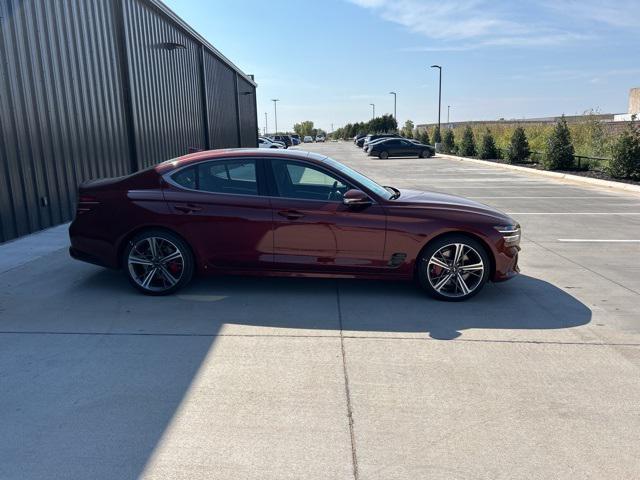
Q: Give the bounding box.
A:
[0,259,590,479]
[176,273,591,340]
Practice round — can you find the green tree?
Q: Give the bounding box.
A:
[402,120,414,138]
[442,128,455,154]
[459,125,477,157]
[543,116,575,169]
[507,126,530,164]
[607,123,640,179]
[293,120,315,137]
[478,129,499,159]
[433,125,442,143]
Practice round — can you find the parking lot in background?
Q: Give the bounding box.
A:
[1,142,639,479]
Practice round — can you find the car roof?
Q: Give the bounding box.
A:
[155,148,329,173]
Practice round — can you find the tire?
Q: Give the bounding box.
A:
[419,149,427,158]
[123,229,194,295]
[379,151,389,159]
[417,234,490,301]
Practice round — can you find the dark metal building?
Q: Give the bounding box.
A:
[0,0,258,243]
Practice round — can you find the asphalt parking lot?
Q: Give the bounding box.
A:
[1,142,639,479]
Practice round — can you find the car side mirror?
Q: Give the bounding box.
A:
[343,189,371,207]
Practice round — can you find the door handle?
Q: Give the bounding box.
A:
[278,210,305,220]
[174,204,202,213]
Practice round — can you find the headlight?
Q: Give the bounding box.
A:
[494,224,521,246]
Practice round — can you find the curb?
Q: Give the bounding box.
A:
[436,154,640,194]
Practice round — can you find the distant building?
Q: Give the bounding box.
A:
[614,88,640,121]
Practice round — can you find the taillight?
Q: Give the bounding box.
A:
[76,194,100,215]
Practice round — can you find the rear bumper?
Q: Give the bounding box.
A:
[69,247,111,269]
[69,220,120,269]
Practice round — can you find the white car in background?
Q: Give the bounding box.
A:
[259,137,285,149]
[303,136,314,143]
[315,135,325,142]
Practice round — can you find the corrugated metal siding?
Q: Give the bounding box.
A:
[204,53,239,148]
[237,76,257,147]
[0,0,257,243]
[122,0,205,169]
[0,0,131,243]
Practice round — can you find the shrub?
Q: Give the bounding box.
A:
[420,129,430,145]
[478,129,499,159]
[571,110,611,158]
[441,128,455,153]
[433,125,442,144]
[507,126,530,163]
[543,116,575,170]
[459,125,477,157]
[607,123,640,179]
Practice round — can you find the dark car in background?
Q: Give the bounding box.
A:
[270,135,292,148]
[364,136,396,153]
[368,138,433,159]
[362,133,400,149]
[69,149,520,301]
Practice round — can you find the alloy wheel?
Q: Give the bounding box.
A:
[127,236,184,293]
[426,243,485,298]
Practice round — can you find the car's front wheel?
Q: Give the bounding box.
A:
[417,234,490,301]
[379,151,389,159]
[123,229,194,295]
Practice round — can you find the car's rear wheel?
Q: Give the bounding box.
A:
[379,151,389,159]
[123,229,194,295]
[417,234,490,301]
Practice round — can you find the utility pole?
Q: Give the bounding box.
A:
[264,112,268,136]
[271,99,279,134]
[447,105,450,124]
[389,91,397,122]
[370,103,375,120]
[430,65,442,133]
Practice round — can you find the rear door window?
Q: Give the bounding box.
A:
[169,160,258,195]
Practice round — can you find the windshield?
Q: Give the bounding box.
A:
[322,156,394,200]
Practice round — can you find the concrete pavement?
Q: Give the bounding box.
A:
[0,142,639,479]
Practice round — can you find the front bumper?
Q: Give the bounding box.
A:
[492,248,519,282]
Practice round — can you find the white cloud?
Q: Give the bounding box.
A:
[348,0,633,50]
[544,0,640,28]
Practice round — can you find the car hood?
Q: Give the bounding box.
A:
[390,189,514,223]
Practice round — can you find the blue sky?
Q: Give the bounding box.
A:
[165,0,640,133]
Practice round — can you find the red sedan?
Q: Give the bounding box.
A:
[69,149,520,301]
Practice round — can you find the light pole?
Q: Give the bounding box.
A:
[430,65,442,134]
[264,112,268,136]
[389,91,396,122]
[369,103,375,120]
[447,105,451,124]
[271,99,279,134]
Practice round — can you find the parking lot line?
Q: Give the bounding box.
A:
[470,196,625,199]
[557,239,640,243]
[507,212,640,215]
[440,186,595,189]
